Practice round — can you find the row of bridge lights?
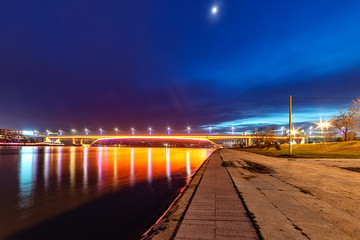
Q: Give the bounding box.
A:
[43,126,237,136]
[36,125,319,137]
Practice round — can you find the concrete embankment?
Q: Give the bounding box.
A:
[143,148,360,240]
[142,149,259,239]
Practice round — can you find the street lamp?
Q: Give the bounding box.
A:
[34,130,39,136]
[58,129,63,136]
[46,129,50,136]
[71,129,77,135]
[131,128,135,135]
[231,126,235,134]
[187,126,191,134]
[167,127,171,135]
[84,128,89,135]
[208,126,212,134]
[99,128,103,135]
[316,120,331,143]
[148,127,152,135]
[114,127,119,134]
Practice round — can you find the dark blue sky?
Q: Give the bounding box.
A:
[1,0,360,134]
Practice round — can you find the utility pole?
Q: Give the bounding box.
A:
[289,95,293,155]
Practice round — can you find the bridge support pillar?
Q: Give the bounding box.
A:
[247,138,252,146]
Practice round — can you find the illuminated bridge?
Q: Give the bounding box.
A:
[48,135,305,147]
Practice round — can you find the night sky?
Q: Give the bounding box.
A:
[1,1,360,134]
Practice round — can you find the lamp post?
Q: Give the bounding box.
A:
[71,129,76,135]
[208,126,212,134]
[131,128,135,135]
[231,126,235,134]
[167,127,171,135]
[114,127,119,135]
[84,128,89,135]
[289,95,293,155]
[148,127,152,135]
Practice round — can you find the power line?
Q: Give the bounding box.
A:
[293,96,355,100]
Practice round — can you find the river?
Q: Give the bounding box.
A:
[0,146,213,239]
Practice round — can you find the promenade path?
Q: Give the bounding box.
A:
[220,149,360,240]
[147,148,360,240]
[174,151,259,240]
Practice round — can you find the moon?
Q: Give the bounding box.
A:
[211,6,218,15]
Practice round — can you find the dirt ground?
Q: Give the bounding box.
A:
[221,149,360,240]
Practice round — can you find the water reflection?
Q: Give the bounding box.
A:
[57,147,62,185]
[130,148,135,187]
[148,148,152,184]
[166,148,171,182]
[70,147,76,190]
[19,147,35,208]
[186,150,191,177]
[3,147,213,238]
[83,147,88,190]
[113,148,117,189]
[44,147,50,189]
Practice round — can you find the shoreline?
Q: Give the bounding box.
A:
[141,150,217,239]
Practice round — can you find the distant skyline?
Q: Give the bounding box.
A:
[1,1,360,132]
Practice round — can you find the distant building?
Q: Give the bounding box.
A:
[0,129,24,143]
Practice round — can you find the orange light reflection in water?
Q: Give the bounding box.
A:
[0,147,213,238]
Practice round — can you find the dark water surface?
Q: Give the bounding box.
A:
[0,147,212,239]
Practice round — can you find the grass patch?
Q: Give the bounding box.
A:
[236,141,360,158]
[341,167,360,173]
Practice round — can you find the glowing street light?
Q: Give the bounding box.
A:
[99,128,103,135]
[167,127,171,135]
[309,126,313,135]
[46,129,50,136]
[187,126,191,134]
[231,126,235,134]
[114,127,119,134]
[280,126,285,135]
[71,129,77,135]
[208,126,212,134]
[131,128,135,135]
[34,130,39,136]
[84,128,89,135]
[316,119,331,142]
[148,127,152,135]
[58,129,63,136]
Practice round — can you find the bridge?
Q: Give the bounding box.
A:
[48,134,305,147]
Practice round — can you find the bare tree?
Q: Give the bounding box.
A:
[330,98,360,141]
[253,126,281,150]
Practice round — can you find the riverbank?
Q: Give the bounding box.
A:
[237,141,360,158]
[144,149,360,239]
[142,150,259,239]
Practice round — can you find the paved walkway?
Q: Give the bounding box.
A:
[221,149,359,240]
[174,151,259,240]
